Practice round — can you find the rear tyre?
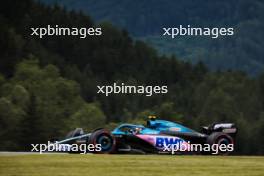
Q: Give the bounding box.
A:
[206,132,234,155]
[89,129,116,154]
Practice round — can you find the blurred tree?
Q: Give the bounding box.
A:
[69,103,106,131]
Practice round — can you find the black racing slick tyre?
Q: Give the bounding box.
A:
[89,129,116,154]
[206,132,234,155]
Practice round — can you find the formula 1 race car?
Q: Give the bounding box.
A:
[51,116,237,155]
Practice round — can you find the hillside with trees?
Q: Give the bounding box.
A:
[42,0,264,75]
[0,0,263,154]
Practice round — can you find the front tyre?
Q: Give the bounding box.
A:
[89,129,116,154]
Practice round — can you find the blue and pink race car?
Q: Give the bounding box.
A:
[53,116,237,155]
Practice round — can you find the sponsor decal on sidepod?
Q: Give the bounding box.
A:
[136,135,190,151]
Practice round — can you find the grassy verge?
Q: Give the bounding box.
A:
[0,154,263,176]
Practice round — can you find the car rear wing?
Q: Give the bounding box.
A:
[202,123,237,136]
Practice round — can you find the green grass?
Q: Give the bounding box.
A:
[0,154,263,176]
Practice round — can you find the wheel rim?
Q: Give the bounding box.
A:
[216,136,233,154]
[97,134,113,152]
[218,138,230,145]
